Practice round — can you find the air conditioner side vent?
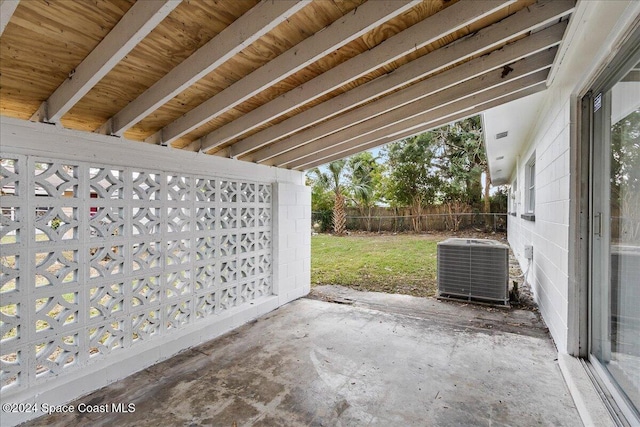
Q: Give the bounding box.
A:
[437,238,509,306]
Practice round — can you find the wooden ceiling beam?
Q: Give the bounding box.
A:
[279,67,551,169]
[229,0,574,160]
[273,58,553,168]
[296,83,547,170]
[204,0,519,154]
[151,0,422,146]
[0,0,19,36]
[102,0,308,137]
[255,38,560,166]
[289,76,548,170]
[33,0,181,125]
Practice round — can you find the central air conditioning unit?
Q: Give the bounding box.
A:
[437,238,509,306]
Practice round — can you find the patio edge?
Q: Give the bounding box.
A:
[558,353,614,427]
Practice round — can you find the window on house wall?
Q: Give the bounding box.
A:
[522,155,535,220]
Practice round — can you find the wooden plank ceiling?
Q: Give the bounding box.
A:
[0,0,575,170]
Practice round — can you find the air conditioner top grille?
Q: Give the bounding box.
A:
[438,238,509,249]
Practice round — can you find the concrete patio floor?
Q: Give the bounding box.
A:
[22,286,581,426]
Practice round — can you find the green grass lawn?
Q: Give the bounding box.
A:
[311,234,439,297]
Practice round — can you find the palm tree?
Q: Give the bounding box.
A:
[309,160,348,235]
[347,152,379,232]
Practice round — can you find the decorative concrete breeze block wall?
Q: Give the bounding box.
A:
[0,117,310,425]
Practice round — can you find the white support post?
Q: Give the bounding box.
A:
[272,182,311,305]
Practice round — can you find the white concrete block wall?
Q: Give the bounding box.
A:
[0,117,309,425]
[508,97,572,352]
[273,182,312,305]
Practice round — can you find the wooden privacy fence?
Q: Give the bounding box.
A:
[313,210,508,233]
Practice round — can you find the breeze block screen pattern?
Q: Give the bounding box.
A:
[0,154,272,394]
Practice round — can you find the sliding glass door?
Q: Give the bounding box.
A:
[589,54,640,424]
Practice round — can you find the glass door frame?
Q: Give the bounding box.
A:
[585,30,640,425]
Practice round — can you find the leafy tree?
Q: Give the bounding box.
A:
[309,160,348,235]
[431,116,488,211]
[490,186,509,213]
[383,133,440,232]
[306,116,493,234]
[429,116,494,229]
[346,152,383,231]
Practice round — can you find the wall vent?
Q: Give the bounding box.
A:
[437,238,509,305]
[496,131,508,139]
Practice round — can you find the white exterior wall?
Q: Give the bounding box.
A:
[508,98,572,352]
[273,182,312,305]
[0,117,310,426]
[507,0,639,353]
